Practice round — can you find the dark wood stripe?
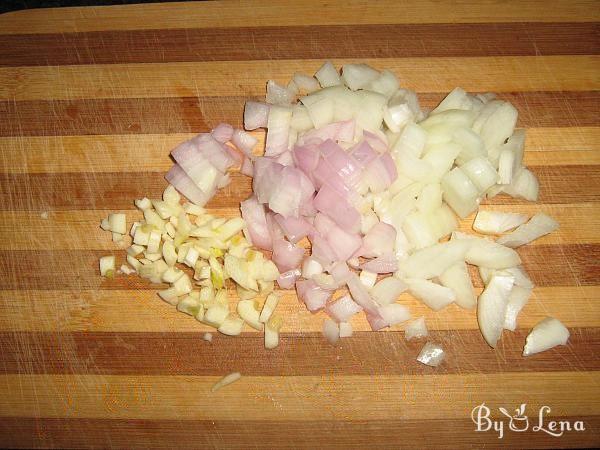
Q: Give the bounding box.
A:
[0,23,597,67]
[0,244,596,290]
[0,328,597,376]
[1,166,596,212]
[1,416,597,449]
[0,91,597,137]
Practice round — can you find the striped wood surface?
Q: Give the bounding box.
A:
[0,1,599,448]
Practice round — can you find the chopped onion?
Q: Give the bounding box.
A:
[406,278,456,311]
[314,61,341,88]
[473,210,528,234]
[244,101,270,130]
[477,272,515,348]
[325,294,363,322]
[404,317,428,340]
[438,261,476,309]
[496,213,559,248]
[295,279,333,312]
[378,303,411,327]
[360,253,398,274]
[371,277,408,305]
[417,342,445,367]
[211,372,241,392]
[339,322,353,338]
[523,317,569,356]
[323,318,340,344]
[504,286,533,331]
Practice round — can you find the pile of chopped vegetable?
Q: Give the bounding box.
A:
[100,61,569,364]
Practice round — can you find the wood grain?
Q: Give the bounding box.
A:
[1,23,597,67]
[1,57,597,101]
[1,287,598,333]
[0,1,598,448]
[2,91,599,137]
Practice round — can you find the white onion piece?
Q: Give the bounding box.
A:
[359,270,377,288]
[291,104,314,132]
[323,319,340,344]
[503,167,539,201]
[417,342,445,367]
[523,317,569,356]
[453,127,486,166]
[496,213,559,248]
[325,294,363,322]
[99,255,115,277]
[497,148,515,184]
[422,142,461,180]
[480,265,534,289]
[465,237,521,269]
[441,167,480,218]
[378,303,411,327]
[244,101,270,130]
[416,183,442,213]
[367,69,399,98]
[341,63,379,90]
[460,156,498,192]
[504,286,533,331]
[314,61,341,88]
[384,99,413,133]
[404,317,428,340]
[431,87,472,114]
[439,261,477,309]
[293,72,320,93]
[304,96,335,129]
[392,122,427,158]
[473,210,528,235]
[477,272,515,347]
[371,277,408,305]
[406,278,456,311]
[312,273,340,290]
[339,322,353,338]
[398,240,470,280]
[429,204,459,240]
[266,80,294,105]
[478,101,518,151]
[402,211,437,250]
[354,90,387,131]
[265,105,293,156]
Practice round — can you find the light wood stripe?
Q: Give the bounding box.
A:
[0,127,598,174]
[0,203,596,251]
[0,286,596,333]
[0,372,597,420]
[0,0,596,35]
[1,57,597,101]
[0,328,597,376]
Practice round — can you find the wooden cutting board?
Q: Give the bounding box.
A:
[0,1,598,448]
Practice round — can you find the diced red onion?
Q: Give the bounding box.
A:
[346,272,381,316]
[268,166,302,218]
[240,196,272,250]
[272,238,305,272]
[295,279,333,312]
[170,139,216,191]
[300,119,355,144]
[360,253,398,273]
[349,140,378,167]
[165,164,210,207]
[293,144,320,178]
[313,184,361,233]
[309,233,337,266]
[193,134,236,173]
[277,269,301,289]
[211,123,234,143]
[325,294,363,322]
[232,129,258,156]
[366,312,389,331]
[240,157,254,177]
[275,150,295,166]
[274,214,314,244]
[363,129,388,153]
[329,261,351,284]
[361,222,397,257]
